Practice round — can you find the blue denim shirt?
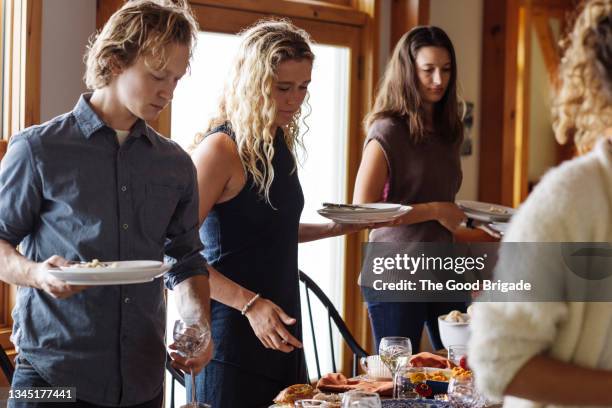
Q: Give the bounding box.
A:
[0,94,208,406]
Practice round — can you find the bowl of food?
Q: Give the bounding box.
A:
[424,367,451,396]
[438,310,471,349]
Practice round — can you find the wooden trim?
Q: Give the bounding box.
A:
[190,0,367,26]
[478,0,521,207]
[390,0,430,51]
[532,10,560,87]
[531,0,574,8]
[344,0,379,361]
[150,105,171,137]
[96,0,124,30]
[24,0,41,128]
[0,0,4,138]
[2,0,41,137]
[3,0,17,138]
[0,140,7,159]
[321,0,352,5]
[0,0,42,351]
[188,3,372,375]
[478,0,508,204]
[501,0,519,207]
[514,4,531,204]
[191,4,363,45]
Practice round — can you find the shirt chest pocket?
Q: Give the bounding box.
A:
[146,183,182,243]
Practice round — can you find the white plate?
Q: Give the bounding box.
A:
[318,206,412,224]
[59,260,163,273]
[321,203,403,213]
[49,264,170,285]
[457,200,515,221]
[488,222,510,234]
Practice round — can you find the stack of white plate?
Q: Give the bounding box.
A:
[317,203,412,224]
[48,260,170,285]
[457,200,516,223]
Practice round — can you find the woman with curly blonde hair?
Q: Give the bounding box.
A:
[469,1,612,406]
[189,19,369,407]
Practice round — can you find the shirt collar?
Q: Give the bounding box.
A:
[72,93,158,147]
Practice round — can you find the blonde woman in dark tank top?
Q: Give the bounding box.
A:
[353,26,467,352]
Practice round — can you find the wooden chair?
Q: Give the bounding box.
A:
[0,346,14,384]
[299,270,368,379]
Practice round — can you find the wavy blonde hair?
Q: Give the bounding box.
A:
[552,0,612,154]
[194,19,314,204]
[84,0,198,90]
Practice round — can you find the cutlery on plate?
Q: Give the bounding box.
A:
[322,202,371,210]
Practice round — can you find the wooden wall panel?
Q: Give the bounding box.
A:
[24,0,41,128]
[478,0,520,207]
[390,0,430,51]
[96,0,125,30]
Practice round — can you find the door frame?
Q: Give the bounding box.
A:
[96,0,380,374]
[185,3,370,375]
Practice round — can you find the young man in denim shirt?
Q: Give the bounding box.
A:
[0,1,211,406]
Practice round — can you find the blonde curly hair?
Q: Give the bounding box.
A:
[552,0,612,154]
[84,0,198,90]
[195,19,314,204]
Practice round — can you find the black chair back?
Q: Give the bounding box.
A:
[0,347,14,383]
[299,270,367,379]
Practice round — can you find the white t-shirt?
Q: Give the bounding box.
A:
[115,129,130,146]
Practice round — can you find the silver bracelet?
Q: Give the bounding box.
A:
[241,293,260,316]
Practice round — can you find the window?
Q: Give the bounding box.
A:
[169,29,352,385]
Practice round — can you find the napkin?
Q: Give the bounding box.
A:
[316,373,393,396]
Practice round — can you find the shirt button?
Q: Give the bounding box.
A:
[122,224,129,230]
[121,186,127,192]
[124,297,131,304]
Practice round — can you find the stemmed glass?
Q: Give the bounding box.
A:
[341,390,382,408]
[378,337,412,399]
[172,319,211,408]
[448,376,485,408]
[393,366,425,399]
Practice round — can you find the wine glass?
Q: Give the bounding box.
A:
[378,337,412,399]
[393,366,425,399]
[448,376,485,408]
[172,319,211,408]
[341,390,382,408]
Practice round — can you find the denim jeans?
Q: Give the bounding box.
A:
[8,356,163,408]
[188,359,287,408]
[367,301,467,352]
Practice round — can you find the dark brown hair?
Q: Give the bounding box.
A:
[364,26,462,144]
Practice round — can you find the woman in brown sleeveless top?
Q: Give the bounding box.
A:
[353,26,467,352]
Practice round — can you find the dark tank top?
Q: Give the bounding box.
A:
[366,116,463,243]
[199,123,307,383]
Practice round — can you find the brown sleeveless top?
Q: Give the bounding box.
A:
[365,116,463,243]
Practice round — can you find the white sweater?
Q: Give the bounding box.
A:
[468,138,612,408]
